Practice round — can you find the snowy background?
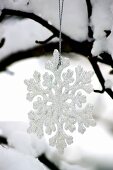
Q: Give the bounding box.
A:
[0,0,113,170]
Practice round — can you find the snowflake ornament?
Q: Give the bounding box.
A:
[24,49,96,153]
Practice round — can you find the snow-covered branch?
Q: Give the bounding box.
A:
[0,135,61,170]
[0,2,113,97]
[0,8,76,43]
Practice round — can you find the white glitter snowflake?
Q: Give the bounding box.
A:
[24,49,96,153]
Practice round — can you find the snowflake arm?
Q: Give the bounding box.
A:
[75,104,96,134]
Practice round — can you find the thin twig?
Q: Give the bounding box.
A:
[94,89,104,94]
[35,34,56,44]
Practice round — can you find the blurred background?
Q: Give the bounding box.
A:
[0,0,113,170]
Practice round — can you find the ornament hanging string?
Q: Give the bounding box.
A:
[57,0,65,69]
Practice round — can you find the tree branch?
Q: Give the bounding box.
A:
[0,39,93,72]
[88,54,113,99]
[0,9,92,52]
[86,0,113,99]
[38,154,60,170]
[0,41,111,72]
[0,8,79,44]
[86,0,92,18]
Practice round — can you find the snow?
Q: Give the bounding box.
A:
[44,124,113,169]
[1,0,113,57]
[0,18,52,60]
[60,161,92,170]
[57,124,113,169]
[0,122,47,157]
[106,24,113,58]
[2,0,113,58]
[91,0,113,58]
[91,27,113,58]
[0,147,46,170]
[0,0,32,12]
[1,120,113,170]
[0,122,28,136]
[8,132,47,157]
[105,79,113,89]
[0,0,88,42]
[31,0,88,41]
[91,0,113,39]
[91,37,107,56]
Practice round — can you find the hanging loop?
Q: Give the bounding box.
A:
[57,0,64,69]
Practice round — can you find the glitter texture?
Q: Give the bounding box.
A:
[24,49,96,152]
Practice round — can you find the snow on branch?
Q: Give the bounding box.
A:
[0,8,74,42]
